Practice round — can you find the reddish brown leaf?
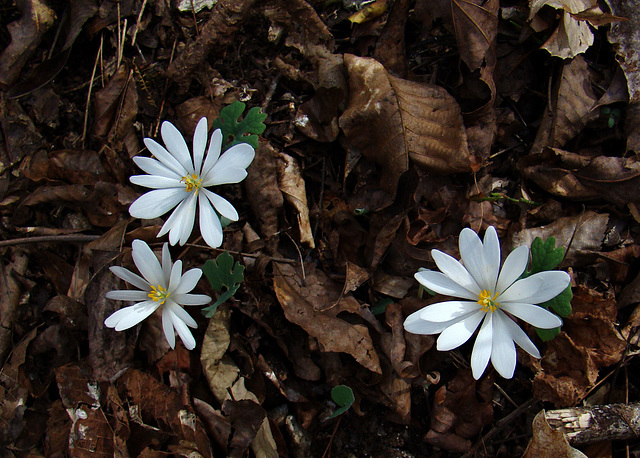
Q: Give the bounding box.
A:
[273,262,382,374]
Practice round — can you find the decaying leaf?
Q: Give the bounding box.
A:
[563,285,626,367]
[425,370,493,453]
[277,152,315,248]
[531,56,600,154]
[339,54,473,197]
[453,0,499,71]
[519,148,640,205]
[0,0,56,87]
[511,211,608,266]
[531,333,599,406]
[529,0,598,59]
[273,262,382,374]
[523,411,587,458]
[0,250,28,362]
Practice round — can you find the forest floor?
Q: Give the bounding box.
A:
[2,0,640,456]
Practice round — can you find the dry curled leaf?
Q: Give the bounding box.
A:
[531,56,599,154]
[339,54,473,197]
[0,0,56,87]
[529,0,597,59]
[273,262,382,374]
[523,411,587,458]
[277,152,315,248]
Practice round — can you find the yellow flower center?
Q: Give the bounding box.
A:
[477,289,499,313]
[148,285,170,304]
[181,173,203,194]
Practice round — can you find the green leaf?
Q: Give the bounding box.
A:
[212,101,266,150]
[329,385,354,418]
[540,286,573,317]
[535,326,561,342]
[370,297,394,315]
[528,237,564,275]
[201,251,245,318]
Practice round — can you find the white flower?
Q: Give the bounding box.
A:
[129,117,255,248]
[404,226,570,379]
[104,239,211,350]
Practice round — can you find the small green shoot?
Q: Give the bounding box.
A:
[201,251,245,318]
[470,192,542,206]
[213,101,267,150]
[370,297,394,315]
[525,237,573,341]
[329,385,354,418]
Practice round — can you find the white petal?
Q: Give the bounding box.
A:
[162,306,176,349]
[404,311,453,334]
[176,192,197,245]
[166,299,198,328]
[490,313,517,379]
[482,226,501,291]
[144,138,187,176]
[174,268,203,294]
[500,302,563,329]
[133,156,182,179]
[105,301,160,330]
[161,243,172,280]
[130,174,182,189]
[436,310,485,351]
[161,120,194,174]
[129,188,186,219]
[173,293,211,306]
[432,250,481,296]
[500,271,570,304]
[168,260,183,292]
[202,189,239,221]
[201,129,223,177]
[110,266,149,291]
[202,143,255,185]
[471,314,493,379]
[106,290,149,301]
[132,240,164,287]
[419,300,480,323]
[158,197,189,238]
[459,227,489,290]
[414,270,478,300]
[198,195,223,248]
[168,304,196,349]
[499,311,541,358]
[496,245,529,294]
[193,117,208,172]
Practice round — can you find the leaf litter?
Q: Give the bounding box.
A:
[2,0,640,456]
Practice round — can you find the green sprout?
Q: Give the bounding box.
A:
[329,385,354,418]
[601,106,622,129]
[201,251,245,318]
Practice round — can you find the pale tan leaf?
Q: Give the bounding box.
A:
[339,54,472,197]
[529,0,597,59]
[607,0,640,103]
[277,152,315,248]
[523,411,587,458]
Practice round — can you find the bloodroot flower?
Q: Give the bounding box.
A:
[105,240,211,350]
[404,226,570,379]
[129,117,255,248]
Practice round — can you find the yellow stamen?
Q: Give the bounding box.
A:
[477,289,499,313]
[181,173,203,194]
[148,285,170,304]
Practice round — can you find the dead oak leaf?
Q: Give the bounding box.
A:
[273,262,382,374]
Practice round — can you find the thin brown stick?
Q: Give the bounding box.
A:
[0,235,100,248]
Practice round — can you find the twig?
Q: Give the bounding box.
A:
[82,34,103,148]
[0,234,100,248]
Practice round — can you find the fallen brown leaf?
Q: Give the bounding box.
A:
[277,152,315,248]
[0,0,56,87]
[273,262,382,374]
[523,410,587,458]
[339,54,473,197]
